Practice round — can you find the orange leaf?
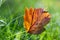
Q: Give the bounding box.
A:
[24,8,51,34]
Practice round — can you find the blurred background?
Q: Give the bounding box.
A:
[0,0,60,40]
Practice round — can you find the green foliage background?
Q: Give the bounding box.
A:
[0,0,60,40]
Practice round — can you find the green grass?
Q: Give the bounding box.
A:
[0,0,60,40]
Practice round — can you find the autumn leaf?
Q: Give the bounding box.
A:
[24,7,51,34]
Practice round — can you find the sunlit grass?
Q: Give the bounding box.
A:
[0,0,60,40]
